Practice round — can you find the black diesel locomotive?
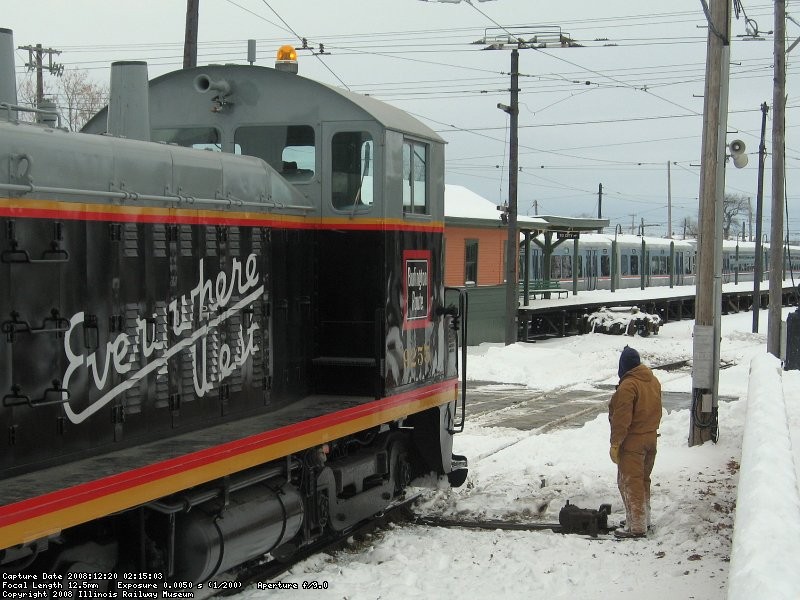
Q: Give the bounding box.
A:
[0,33,467,582]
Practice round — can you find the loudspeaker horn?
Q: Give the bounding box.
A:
[729,139,749,169]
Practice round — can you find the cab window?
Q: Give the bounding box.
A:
[152,127,222,151]
[234,125,315,182]
[403,140,428,214]
[331,131,374,210]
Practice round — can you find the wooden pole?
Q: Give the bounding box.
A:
[503,49,519,345]
[690,0,730,446]
[753,102,769,333]
[183,0,199,69]
[768,0,786,356]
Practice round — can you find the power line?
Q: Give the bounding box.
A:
[437,104,800,133]
[256,0,350,90]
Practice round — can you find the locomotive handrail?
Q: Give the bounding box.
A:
[1,309,70,342]
[0,102,63,128]
[0,182,315,212]
[1,247,70,264]
[444,287,468,434]
[2,381,70,408]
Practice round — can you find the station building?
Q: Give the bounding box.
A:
[444,184,607,343]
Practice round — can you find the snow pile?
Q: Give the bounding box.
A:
[586,305,661,336]
[727,354,800,600]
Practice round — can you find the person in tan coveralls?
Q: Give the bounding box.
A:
[609,346,662,538]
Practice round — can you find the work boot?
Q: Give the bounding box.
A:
[613,527,646,539]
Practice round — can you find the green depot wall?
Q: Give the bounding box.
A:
[450,285,507,345]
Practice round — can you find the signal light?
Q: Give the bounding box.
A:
[275,45,298,74]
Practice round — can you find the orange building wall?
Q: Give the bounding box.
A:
[444,226,515,287]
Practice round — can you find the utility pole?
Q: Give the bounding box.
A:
[753,102,769,334]
[597,183,603,233]
[471,26,575,344]
[18,43,62,106]
[501,48,520,345]
[184,0,200,69]
[768,0,786,356]
[667,161,673,238]
[690,0,731,447]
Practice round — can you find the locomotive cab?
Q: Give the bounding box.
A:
[1,37,466,582]
[84,60,451,401]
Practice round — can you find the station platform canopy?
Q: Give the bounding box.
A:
[445,185,609,234]
[518,214,610,236]
[518,215,611,292]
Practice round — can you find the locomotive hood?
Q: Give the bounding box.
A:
[0,119,311,214]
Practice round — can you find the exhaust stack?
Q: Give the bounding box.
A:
[107,60,150,141]
[0,28,18,111]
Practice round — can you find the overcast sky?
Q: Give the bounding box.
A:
[5,1,796,237]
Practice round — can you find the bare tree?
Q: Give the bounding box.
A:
[58,69,108,131]
[16,76,38,121]
[722,193,751,240]
[682,216,698,239]
[16,69,108,131]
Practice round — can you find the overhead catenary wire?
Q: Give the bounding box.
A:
[13,2,788,230]
[257,0,351,90]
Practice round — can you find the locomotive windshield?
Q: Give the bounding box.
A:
[403,139,428,214]
[331,131,373,210]
[235,124,315,182]
[152,126,221,151]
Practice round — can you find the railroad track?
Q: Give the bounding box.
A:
[226,493,618,595]
[466,353,742,434]
[219,494,420,596]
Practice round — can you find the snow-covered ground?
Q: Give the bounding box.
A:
[727,353,800,600]
[520,279,796,309]
[235,305,800,600]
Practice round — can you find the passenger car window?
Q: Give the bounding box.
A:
[331,132,373,210]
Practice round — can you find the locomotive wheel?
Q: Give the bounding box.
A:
[394,451,413,494]
[317,490,330,529]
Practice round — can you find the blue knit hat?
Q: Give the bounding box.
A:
[618,346,641,378]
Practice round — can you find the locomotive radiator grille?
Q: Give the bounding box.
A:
[153,301,170,408]
[153,224,167,258]
[227,298,245,394]
[180,225,193,257]
[123,303,144,415]
[229,226,240,257]
[204,326,220,392]
[251,227,263,253]
[205,226,217,256]
[123,222,139,258]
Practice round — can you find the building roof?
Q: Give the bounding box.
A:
[444,184,608,232]
[529,214,610,232]
[445,184,543,225]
